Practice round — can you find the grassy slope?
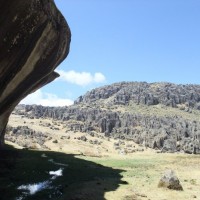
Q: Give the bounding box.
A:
[105,101,200,122]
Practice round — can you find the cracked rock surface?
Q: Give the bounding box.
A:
[0,0,71,148]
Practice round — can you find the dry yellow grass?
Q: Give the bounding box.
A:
[101,153,200,200]
[6,114,200,200]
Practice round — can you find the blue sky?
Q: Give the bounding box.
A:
[21,0,200,106]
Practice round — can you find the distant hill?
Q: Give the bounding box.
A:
[14,82,200,154]
[75,82,200,108]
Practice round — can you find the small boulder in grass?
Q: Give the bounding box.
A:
[52,139,58,144]
[158,170,183,191]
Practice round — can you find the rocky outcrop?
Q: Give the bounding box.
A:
[14,95,200,154]
[158,170,183,190]
[75,82,200,109]
[6,125,49,149]
[0,0,71,148]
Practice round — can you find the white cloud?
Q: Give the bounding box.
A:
[56,70,106,86]
[20,90,73,107]
[94,73,106,83]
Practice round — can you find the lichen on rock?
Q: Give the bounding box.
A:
[158,170,183,191]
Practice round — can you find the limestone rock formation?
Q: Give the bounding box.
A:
[0,0,71,148]
[158,170,183,190]
[75,82,200,109]
[6,125,48,149]
[13,81,200,154]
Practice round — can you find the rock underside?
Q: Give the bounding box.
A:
[0,0,71,148]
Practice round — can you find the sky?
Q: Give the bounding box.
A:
[21,0,200,106]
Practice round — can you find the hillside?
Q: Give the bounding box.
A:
[10,82,200,154]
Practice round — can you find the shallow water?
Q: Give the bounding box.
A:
[18,181,49,195]
[17,168,63,199]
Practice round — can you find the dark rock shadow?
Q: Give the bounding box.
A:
[0,145,127,200]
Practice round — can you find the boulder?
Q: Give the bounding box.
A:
[161,139,177,153]
[80,135,87,142]
[158,170,183,190]
[0,0,71,148]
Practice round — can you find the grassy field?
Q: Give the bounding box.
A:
[85,153,200,200]
[1,144,200,200]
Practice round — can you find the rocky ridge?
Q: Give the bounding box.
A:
[75,82,200,109]
[13,82,200,154]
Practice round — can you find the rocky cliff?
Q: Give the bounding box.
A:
[75,82,200,109]
[14,82,200,154]
[0,0,71,148]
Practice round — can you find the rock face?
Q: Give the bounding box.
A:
[0,0,71,148]
[6,125,49,149]
[75,82,200,109]
[14,82,200,154]
[158,170,183,191]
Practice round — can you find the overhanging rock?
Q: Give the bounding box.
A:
[0,0,71,148]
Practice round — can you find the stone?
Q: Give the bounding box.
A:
[161,139,177,153]
[80,135,87,142]
[5,125,48,148]
[118,149,127,155]
[0,0,71,148]
[158,170,183,191]
[52,139,58,144]
[12,81,200,154]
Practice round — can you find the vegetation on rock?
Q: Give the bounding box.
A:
[14,82,200,154]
